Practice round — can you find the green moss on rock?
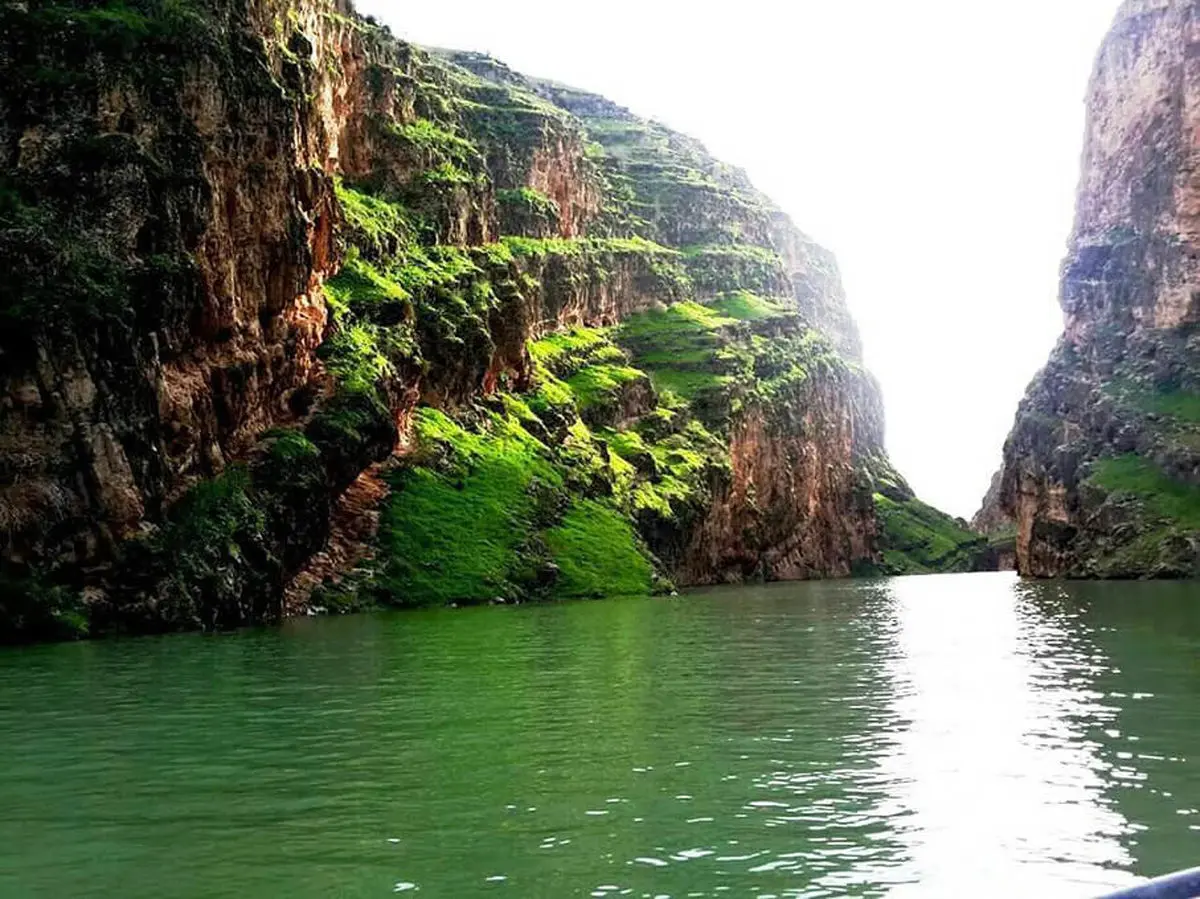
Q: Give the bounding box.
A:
[571,114,777,246]
[112,466,277,632]
[367,317,737,606]
[1091,454,1200,527]
[871,494,989,575]
[529,327,623,376]
[615,295,826,414]
[616,301,730,401]
[565,363,646,410]
[336,180,419,261]
[377,409,561,605]
[546,501,654,598]
[707,290,789,323]
[496,187,561,237]
[1083,454,1200,577]
[1106,378,1200,425]
[682,244,789,298]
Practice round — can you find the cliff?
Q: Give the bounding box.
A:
[994,0,1200,578]
[970,470,1017,571]
[0,0,979,641]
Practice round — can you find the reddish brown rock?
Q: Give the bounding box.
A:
[995,0,1200,578]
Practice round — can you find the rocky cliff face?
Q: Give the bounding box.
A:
[0,0,975,641]
[994,0,1200,578]
[971,470,1017,572]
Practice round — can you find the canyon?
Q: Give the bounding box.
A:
[0,0,991,641]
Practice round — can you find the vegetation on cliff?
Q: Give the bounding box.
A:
[310,147,916,608]
[374,406,659,604]
[0,571,89,645]
[1082,453,1200,578]
[849,455,993,576]
[364,321,728,605]
[870,494,992,576]
[0,0,981,640]
[1000,348,1199,578]
[989,3,1200,579]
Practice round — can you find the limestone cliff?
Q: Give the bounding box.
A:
[994,0,1200,578]
[971,470,1017,572]
[972,470,1008,535]
[0,0,975,641]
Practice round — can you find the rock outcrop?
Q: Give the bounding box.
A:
[993,0,1200,578]
[970,470,1017,571]
[0,0,977,641]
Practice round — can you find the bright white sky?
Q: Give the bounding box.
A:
[359,0,1122,519]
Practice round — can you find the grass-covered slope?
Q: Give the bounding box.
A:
[1083,373,1200,577]
[870,494,991,576]
[1082,452,1200,578]
[367,328,728,605]
[376,408,655,603]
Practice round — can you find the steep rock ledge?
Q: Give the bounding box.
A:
[971,469,1017,572]
[0,0,978,641]
[993,0,1200,578]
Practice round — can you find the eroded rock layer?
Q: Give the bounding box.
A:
[995,0,1200,578]
[0,0,977,640]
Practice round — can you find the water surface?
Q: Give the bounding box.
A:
[2,573,1199,898]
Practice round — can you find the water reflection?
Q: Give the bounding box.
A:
[1029,580,1200,881]
[867,573,1137,897]
[691,579,915,898]
[1,575,1199,898]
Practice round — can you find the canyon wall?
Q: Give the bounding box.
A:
[994,0,1200,578]
[0,0,983,640]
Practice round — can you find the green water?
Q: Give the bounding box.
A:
[2,573,1199,898]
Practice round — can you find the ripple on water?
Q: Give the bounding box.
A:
[0,575,1199,897]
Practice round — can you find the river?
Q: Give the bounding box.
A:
[1,572,1198,898]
